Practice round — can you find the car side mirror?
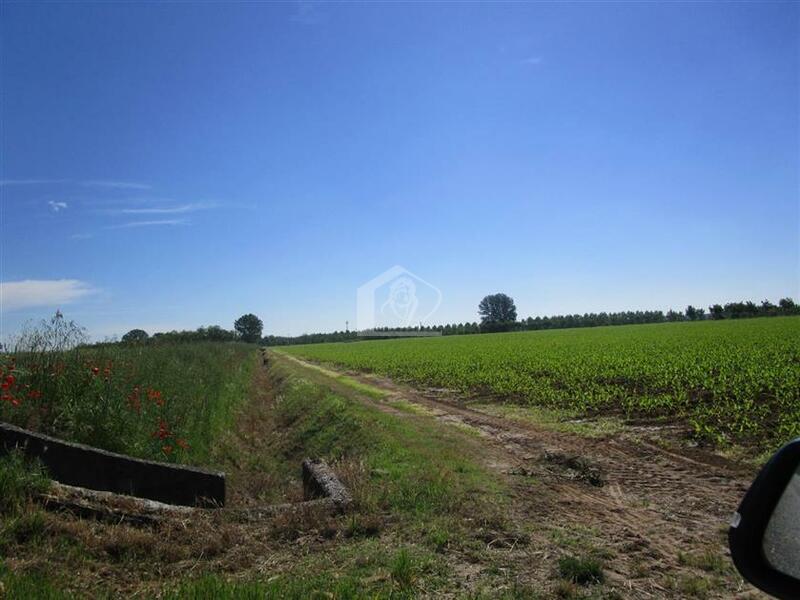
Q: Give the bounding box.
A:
[730,438,800,599]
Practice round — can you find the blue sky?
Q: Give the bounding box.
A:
[1,1,798,340]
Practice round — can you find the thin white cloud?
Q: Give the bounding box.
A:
[119,202,214,215]
[48,200,68,212]
[81,196,177,208]
[0,179,150,189]
[0,280,95,311]
[108,219,188,229]
[0,179,70,187]
[82,180,151,190]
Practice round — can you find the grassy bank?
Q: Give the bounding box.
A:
[0,354,537,599]
[267,358,506,520]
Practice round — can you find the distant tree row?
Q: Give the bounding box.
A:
[117,314,263,346]
[262,322,487,346]
[487,295,800,331]
[705,298,798,320]
[112,298,798,349]
[118,325,239,346]
[263,296,799,347]
[263,330,362,346]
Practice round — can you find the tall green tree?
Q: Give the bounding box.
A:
[121,329,149,344]
[685,306,705,321]
[478,293,518,327]
[779,298,798,315]
[234,314,264,343]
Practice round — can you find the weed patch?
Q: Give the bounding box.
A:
[0,563,71,600]
[2,313,257,463]
[557,555,605,585]
[0,451,49,516]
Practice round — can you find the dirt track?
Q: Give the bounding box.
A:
[276,352,764,598]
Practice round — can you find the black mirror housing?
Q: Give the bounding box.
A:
[730,438,800,599]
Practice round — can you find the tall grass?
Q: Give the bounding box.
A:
[1,313,257,463]
[0,451,49,516]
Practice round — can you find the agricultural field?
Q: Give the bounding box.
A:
[0,313,793,598]
[0,316,257,464]
[0,350,762,598]
[281,317,800,451]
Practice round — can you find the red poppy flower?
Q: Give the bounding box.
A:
[152,420,171,440]
[128,395,142,413]
[91,367,99,376]
[147,389,165,407]
[176,438,189,450]
[162,445,173,455]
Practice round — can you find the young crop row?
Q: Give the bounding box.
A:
[1,333,256,464]
[282,317,800,450]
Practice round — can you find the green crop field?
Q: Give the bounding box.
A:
[280,317,800,450]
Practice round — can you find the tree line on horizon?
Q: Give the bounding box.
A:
[91,296,798,348]
[261,296,799,347]
[108,314,264,346]
[18,297,795,352]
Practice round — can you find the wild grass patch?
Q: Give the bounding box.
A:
[0,563,72,600]
[1,313,257,463]
[266,359,506,521]
[557,555,605,585]
[0,451,50,516]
